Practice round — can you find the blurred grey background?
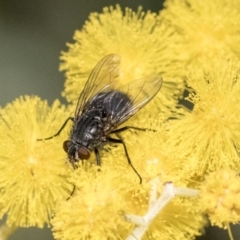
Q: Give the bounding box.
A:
[0,0,163,106]
[0,0,239,239]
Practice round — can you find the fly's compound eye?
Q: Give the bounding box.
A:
[78,147,90,160]
[63,140,71,153]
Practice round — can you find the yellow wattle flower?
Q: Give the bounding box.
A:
[52,164,132,240]
[147,198,206,240]
[60,5,186,117]
[166,58,240,179]
[200,169,240,228]
[0,96,72,227]
[52,117,206,239]
[160,0,240,67]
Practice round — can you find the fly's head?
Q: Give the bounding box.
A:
[63,140,91,167]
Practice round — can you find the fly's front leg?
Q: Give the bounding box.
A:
[37,117,74,141]
[67,185,76,201]
[94,148,101,166]
[107,137,142,184]
[38,116,76,200]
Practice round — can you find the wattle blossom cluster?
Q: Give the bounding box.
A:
[1,1,240,240]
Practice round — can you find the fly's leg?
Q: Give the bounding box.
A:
[67,158,88,201]
[110,126,154,184]
[67,185,76,201]
[37,117,74,141]
[66,161,78,200]
[111,126,156,134]
[94,148,101,166]
[107,137,142,184]
[94,148,102,174]
[36,116,75,200]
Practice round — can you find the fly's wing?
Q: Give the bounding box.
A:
[111,75,162,126]
[75,54,120,117]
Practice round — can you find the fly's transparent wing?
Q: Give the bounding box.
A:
[110,75,162,126]
[75,54,120,117]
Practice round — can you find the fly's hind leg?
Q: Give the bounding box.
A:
[111,126,156,134]
[107,137,142,184]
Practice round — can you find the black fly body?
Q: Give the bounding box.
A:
[38,54,162,183]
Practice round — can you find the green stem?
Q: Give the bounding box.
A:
[227,223,234,240]
[0,223,17,240]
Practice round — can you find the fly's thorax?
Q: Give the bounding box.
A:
[70,112,106,149]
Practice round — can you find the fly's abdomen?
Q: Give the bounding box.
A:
[89,90,132,126]
[104,91,132,118]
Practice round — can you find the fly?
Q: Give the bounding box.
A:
[38,54,162,183]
